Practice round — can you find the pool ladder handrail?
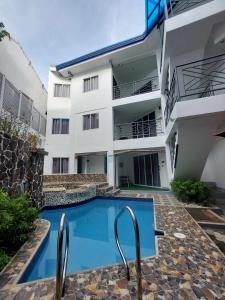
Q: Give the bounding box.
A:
[114,206,142,300]
[55,213,69,300]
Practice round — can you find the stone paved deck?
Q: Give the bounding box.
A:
[0,193,224,299]
[118,191,201,207]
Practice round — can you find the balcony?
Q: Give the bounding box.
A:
[165,0,212,17]
[113,76,159,100]
[164,54,225,125]
[0,71,46,136]
[114,118,163,140]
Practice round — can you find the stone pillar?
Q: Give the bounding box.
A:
[27,149,48,208]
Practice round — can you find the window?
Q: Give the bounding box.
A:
[83,76,98,92]
[52,158,69,174]
[52,118,69,134]
[83,113,99,130]
[54,84,70,97]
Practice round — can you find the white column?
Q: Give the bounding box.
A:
[107,150,115,187]
[74,156,78,174]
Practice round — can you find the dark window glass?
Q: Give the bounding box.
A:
[52,118,69,134]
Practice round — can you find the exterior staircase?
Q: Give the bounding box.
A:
[96,183,120,196]
[205,182,225,215]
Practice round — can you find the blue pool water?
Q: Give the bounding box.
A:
[20,197,155,283]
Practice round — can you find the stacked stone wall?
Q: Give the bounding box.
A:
[0,133,47,208]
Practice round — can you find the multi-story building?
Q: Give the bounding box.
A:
[44,0,225,190]
[0,37,47,143]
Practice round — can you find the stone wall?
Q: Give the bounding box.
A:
[0,133,47,208]
[44,185,97,207]
[43,174,107,184]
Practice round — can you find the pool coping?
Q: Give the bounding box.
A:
[0,219,50,291]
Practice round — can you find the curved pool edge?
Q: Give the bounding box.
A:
[0,219,51,290]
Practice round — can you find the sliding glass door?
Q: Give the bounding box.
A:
[133,153,160,187]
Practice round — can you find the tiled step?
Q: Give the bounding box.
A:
[95,182,108,188]
[105,188,120,196]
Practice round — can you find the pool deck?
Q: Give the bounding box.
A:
[0,192,225,299]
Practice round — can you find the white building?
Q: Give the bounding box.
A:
[44,0,225,190]
[0,37,47,141]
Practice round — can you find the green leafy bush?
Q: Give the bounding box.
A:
[171,178,210,205]
[0,191,39,249]
[0,249,11,271]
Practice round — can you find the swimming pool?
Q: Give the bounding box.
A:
[20,197,156,283]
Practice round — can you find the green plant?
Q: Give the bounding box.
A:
[26,132,39,148]
[0,191,39,249]
[0,22,10,42]
[0,249,11,271]
[171,178,210,205]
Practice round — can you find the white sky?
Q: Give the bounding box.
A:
[0,0,145,86]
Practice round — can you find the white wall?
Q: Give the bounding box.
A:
[81,155,105,174]
[0,38,47,115]
[201,138,225,189]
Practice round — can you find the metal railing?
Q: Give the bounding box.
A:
[0,71,46,136]
[114,118,163,140]
[166,0,212,17]
[164,53,225,125]
[114,206,142,300]
[113,76,159,100]
[55,213,69,300]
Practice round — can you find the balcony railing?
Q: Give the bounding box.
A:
[164,53,225,125]
[114,118,164,140]
[166,0,212,17]
[113,76,159,100]
[0,71,46,136]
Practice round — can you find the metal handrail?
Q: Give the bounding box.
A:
[114,118,163,140]
[114,206,142,300]
[55,213,69,300]
[113,76,159,100]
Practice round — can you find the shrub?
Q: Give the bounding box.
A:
[0,191,39,249]
[0,249,11,271]
[26,132,39,148]
[171,178,210,205]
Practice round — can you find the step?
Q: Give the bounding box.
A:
[95,182,108,188]
[214,198,225,205]
[106,188,120,196]
[98,185,113,193]
[204,182,217,189]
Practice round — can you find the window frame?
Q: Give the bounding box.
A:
[52,157,69,174]
[83,75,99,93]
[83,113,99,130]
[54,83,70,97]
[52,118,69,134]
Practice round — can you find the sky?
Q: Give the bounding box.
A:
[0,0,145,87]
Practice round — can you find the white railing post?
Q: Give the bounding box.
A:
[18,92,22,120]
[0,75,6,112]
[164,0,169,19]
[30,102,34,128]
[169,0,173,16]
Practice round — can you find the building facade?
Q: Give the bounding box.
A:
[0,37,47,143]
[44,0,225,190]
